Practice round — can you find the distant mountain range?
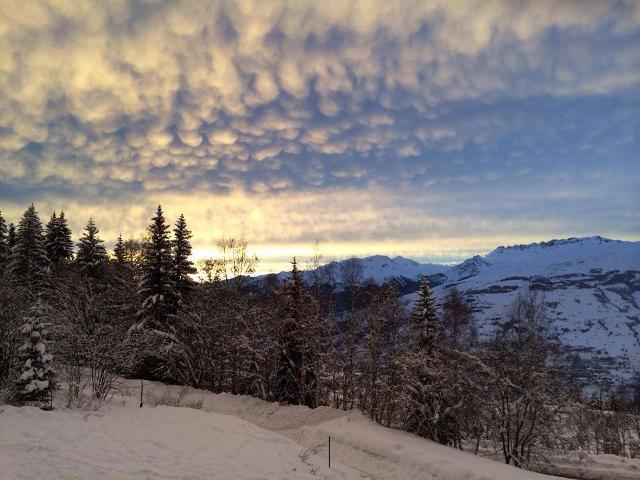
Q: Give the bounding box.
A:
[260,236,640,386]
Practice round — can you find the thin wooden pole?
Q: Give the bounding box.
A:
[328,435,331,468]
[140,380,144,408]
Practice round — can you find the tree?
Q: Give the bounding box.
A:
[338,257,363,410]
[214,237,258,290]
[172,214,196,302]
[7,223,16,250]
[15,299,56,405]
[122,237,147,278]
[113,234,126,265]
[45,210,74,264]
[75,218,108,276]
[0,211,8,267]
[275,258,317,407]
[482,288,562,467]
[134,205,176,331]
[7,204,50,289]
[441,287,476,351]
[405,277,454,443]
[410,277,442,352]
[361,285,405,423]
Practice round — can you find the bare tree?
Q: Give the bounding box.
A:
[338,257,363,410]
[214,237,259,290]
[482,288,562,467]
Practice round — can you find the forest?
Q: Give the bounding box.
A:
[1,203,639,473]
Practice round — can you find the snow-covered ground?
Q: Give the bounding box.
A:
[2,379,640,480]
[397,236,640,382]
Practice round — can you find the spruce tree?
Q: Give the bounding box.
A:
[44,211,57,259]
[113,234,126,265]
[136,205,176,331]
[7,204,50,288]
[75,218,108,276]
[405,277,449,442]
[172,214,196,303]
[275,258,317,407]
[45,210,73,264]
[15,298,56,405]
[0,210,8,266]
[7,222,16,250]
[411,277,442,353]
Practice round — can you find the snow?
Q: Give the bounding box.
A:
[398,236,640,382]
[265,255,450,285]
[0,404,340,480]
[0,378,579,480]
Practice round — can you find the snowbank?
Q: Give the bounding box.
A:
[4,379,637,479]
[0,404,347,479]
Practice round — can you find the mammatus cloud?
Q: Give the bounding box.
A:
[0,0,638,270]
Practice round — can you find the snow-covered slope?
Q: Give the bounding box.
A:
[0,379,577,480]
[4,379,639,479]
[406,236,640,383]
[272,236,639,384]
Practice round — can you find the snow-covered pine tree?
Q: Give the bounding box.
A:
[7,204,50,289]
[405,276,451,443]
[15,298,56,406]
[114,234,126,263]
[411,277,442,353]
[0,210,8,267]
[172,214,196,304]
[45,210,73,264]
[275,258,317,407]
[75,218,108,276]
[135,205,177,331]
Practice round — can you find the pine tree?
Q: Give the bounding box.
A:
[7,204,50,288]
[275,258,317,407]
[113,234,126,265]
[45,211,57,259]
[0,210,8,266]
[172,214,196,303]
[136,205,176,331]
[405,277,450,442]
[76,218,108,276]
[45,210,73,264]
[15,299,56,405]
[7,222,16,250]
[410,277,442,353]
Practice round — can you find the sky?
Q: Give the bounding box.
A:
[0,0,639,273]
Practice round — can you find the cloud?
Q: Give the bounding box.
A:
[0,0,638,268]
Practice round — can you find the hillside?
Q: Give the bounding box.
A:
[433,236,640,384]
[5,379,637,480]
[264,236,640,384]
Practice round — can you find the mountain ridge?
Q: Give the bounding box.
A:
[256,235,640,386]
[260,235,639,284]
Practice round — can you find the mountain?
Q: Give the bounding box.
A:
[429,236,640,385]
[264,254,448,285]
[260,236,640,385]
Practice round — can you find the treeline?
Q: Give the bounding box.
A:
[0,204,639,469]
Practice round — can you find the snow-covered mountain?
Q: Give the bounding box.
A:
[266,254,448,285]
[264,236,640,385]
[430,236,640,385]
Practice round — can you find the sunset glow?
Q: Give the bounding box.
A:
[1,0,638,272]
